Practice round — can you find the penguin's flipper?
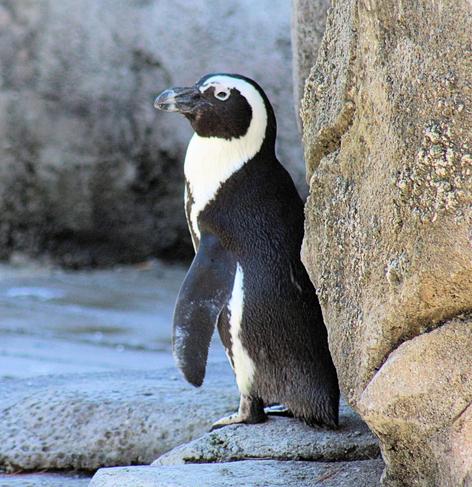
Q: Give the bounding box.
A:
[173,232,235,388]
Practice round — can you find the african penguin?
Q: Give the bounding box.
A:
[154,73,339,429]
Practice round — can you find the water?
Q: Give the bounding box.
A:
[0,260,226,379]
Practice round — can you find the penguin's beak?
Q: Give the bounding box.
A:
[154,86,205,114]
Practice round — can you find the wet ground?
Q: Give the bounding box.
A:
[0,259,225,380]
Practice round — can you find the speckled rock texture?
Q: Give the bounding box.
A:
[0,0,301,266]
[154,399,379,465]
[297,0,472,485]
[0,473,90,487]
[359,318,472,487]
[291,0,330,126]
[90,459,385,487]
[0,365,238,472]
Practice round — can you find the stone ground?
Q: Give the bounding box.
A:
[90,460,385,487]
[0,473,90,487]
[0,368,239,472]
[0,259,186,379]
[154,400,379,465]
[0,260,384,486]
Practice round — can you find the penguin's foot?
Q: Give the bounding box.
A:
[210,394,267,431]
[210,413,248,430]
[264,404,294,418]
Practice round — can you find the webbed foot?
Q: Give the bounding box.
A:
[211,394,267,431]
[264,404,294,418]
[210,413,248,430]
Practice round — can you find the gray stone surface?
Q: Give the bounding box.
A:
[154,400,379,465]
[0,365,238,472]
[0,260,227,379]
[90,459,384,487]
[0,260,187,379]
[0,473,90,487]
[0,0,303,266]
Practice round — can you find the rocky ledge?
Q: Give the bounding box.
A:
[154,400,378,465]
[1,363,383,486]
[90,459,384,487]
[0,365,238,472]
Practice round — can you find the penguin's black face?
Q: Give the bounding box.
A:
[154,74,274,142]
[184,83,252,139]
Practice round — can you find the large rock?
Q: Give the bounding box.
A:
[154,400,379,465]
[297,0,472,485]
[359,318,472,487]
[0,365,238,472]
[90,459,385,487]
[0,0,302,266]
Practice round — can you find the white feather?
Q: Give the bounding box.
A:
[228,263,255,395]
[184,75,267,239]
[184,185,197,251]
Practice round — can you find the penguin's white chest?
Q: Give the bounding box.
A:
[182,73,268,241]
[184,134,249,240]
[228,263,256,396]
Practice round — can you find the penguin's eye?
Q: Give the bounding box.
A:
[214,90,230,101]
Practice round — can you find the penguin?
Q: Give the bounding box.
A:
[154,73,339,429]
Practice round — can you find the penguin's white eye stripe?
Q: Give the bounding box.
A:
[215,90,230,101]
[199,81,231,101]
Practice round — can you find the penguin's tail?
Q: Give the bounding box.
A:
[288,386,340,429]
[303,405,339,429]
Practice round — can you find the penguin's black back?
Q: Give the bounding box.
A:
[198,151,339,427]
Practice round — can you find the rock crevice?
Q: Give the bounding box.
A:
[301,0,358,176]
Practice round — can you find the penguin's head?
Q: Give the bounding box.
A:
[154,73,276,149]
